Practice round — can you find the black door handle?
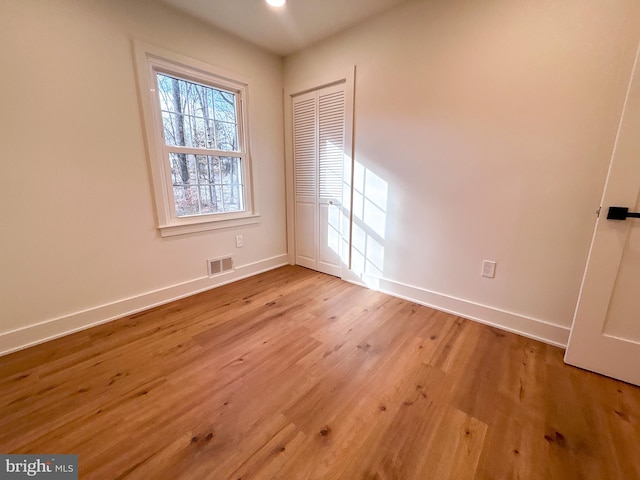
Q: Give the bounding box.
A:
[607,206,640,220]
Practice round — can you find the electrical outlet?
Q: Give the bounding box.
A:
[481,260,496,278]
[235,235,244,248]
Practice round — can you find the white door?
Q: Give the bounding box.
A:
[565,45,640,386]
[292,83,346,277]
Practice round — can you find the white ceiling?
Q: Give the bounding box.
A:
[157,0,409,56]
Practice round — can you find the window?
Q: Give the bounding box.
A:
[134,42,258,236]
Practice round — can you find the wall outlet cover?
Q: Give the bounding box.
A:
[482,260,497,278]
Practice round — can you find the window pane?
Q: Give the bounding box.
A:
[207,120,216,150]
[169,153,244,217]
[161,112,177,145]
[173,186,199,217]
[192,117,208,148]
[213,90,236,122]
[157,73,237,151]
[216,121,238,151]
[222,185,244,212]
[156,75,178,112]
[170,153,196,186]
[198,186,219,214]
[232,156,243,184]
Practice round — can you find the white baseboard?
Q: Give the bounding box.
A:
[0,254,288,357]
[354,274,570,348]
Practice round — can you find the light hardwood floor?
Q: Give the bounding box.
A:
[1,266,639,479]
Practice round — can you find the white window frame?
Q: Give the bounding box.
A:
[134,41,258,237]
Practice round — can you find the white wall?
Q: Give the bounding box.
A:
[3,0,639,354]
[285,0,640,345]
[0,0,287,353]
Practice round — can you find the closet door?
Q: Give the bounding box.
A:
[293,83,345,276]
[293,91,317,271]
[317,85,345,275]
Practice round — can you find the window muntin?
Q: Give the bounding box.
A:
[154,73,245,218]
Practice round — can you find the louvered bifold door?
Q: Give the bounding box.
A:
[293,84,345,276]
[293,91,317,270]
[317,84,345,276]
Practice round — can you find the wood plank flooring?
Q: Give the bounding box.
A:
[1,265,639,479]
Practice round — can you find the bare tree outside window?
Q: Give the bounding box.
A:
[156,73,244,217]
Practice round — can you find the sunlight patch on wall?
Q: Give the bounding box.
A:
[351,161,388,288]
[327,203,341,255]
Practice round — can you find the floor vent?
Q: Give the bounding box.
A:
[208,256,233,276]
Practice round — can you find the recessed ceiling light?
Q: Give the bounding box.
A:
[266,0,286,7]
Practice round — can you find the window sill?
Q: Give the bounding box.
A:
[159,213,260,237]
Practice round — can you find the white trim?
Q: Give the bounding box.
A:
[133,40,257,236]
[159,213,261,237]
[346,274,570,348]
[0,254,288,357]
